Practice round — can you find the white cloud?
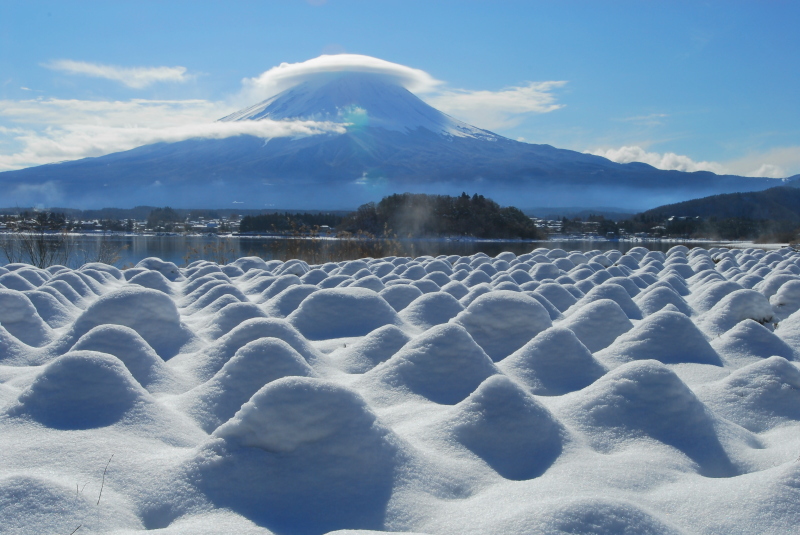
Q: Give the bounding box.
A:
[240,54,443,103]
[238,55,566,131]
[749,164,785,179]
[0,54,572,171]
[724,147,800,179]
[0,98,345,171]
[0,120,346,171]
[45,60,192,88]
[618,113,668,126]
[425,81,567,130]
[8,54,796,182]
[0,98,227,128]
[589,145,726,174]
[589,144,800,178]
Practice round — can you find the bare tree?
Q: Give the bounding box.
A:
[80,233,128,266]
[0,233,23,264]
[0,212,75,268]
[12,230,75,268]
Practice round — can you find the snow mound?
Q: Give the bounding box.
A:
[0,289,54,347]
[689,281,744,313]
[498,327,607,395]
[770,279,800,320]
[204,376,402,534]
[127,269,175,295]
[288,287,402,340]
[365,323,497,404]
[452,290,552,361]
[69,324,177,392]
[534,282,577,312]
[22,289,77,328]
[0,271,37,291]
[570,283,643,320]
[445,375,565,480]
[530,263,562,281]
[67,286,192,359]
[178,338,316,432]
[635,286,694,317]
[1,245,798,533]
[537,498,684,535]
[198,302,266,340]
[332,324,411,373]
[559,360,742,477]
[181,318,320,382]
[596,310,722,367]
[697,289,774,337]
[183,282,248,313]
[379,285,420,312]
[7,351,150,429]
[258,274,303,301]
[136,257,183,281]
[0,474,140,534]
[561,298,634,352]
[399,291,464,330]
[697,356,800,432]
[712,319,795,365]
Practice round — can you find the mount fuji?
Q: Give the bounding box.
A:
[0,71,784,210]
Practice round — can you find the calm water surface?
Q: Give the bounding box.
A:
[2,234,773,268]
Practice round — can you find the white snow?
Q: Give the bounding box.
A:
[1,247,800,534]
[220,71,496,140]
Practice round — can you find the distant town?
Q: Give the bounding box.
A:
[1,186,798,244]
[0,207,747,242]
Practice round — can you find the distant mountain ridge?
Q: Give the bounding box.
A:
[641,179,800,222]
[0,71,785,210]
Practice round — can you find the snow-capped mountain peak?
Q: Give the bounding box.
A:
[220,71,496,140]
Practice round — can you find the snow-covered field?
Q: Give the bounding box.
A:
[1,245,799,534]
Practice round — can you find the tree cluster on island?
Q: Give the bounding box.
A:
[338,193,544,240]
[237,193,544,240]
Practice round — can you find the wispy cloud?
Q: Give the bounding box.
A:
[0,120,346,172]
[621,113,668,122]
[618,113,668,127]
[725,146,800,178]
[589,145,726,174]
[589,144,800,178]
[44,60,193,88]
[0,98,227,128]
[426,81,567,130]
[0,98,345,171]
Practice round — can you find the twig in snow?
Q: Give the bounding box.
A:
[68,525,81,535]
[96,454,114,506]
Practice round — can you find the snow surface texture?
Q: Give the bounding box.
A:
[1,246,800,534]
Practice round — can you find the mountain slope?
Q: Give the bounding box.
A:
[0,72,783,209]
[641,180,800,222]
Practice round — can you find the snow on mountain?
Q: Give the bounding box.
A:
[0,71,783,209]
[221,71,497,140]
[2,244,800,533]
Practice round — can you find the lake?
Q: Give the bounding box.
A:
[0,233,778,268]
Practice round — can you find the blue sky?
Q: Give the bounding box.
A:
[1,0,798,177]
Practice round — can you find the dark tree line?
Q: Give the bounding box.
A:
[612,214,799,241]
[340,193,544,239]
[238,212,344,233]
